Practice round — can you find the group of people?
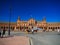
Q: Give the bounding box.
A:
[57,29,60,32]
[0,27,6,38]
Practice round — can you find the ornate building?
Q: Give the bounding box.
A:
[0,16,60,32]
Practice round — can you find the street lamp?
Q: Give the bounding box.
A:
[8,7,11,36]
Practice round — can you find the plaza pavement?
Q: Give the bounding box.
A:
[0,31,60,45]
[0,36,29,45]
[27,32,60,45]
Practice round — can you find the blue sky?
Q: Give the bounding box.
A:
[0,0,60,22]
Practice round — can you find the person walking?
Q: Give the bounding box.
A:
[0,27,2,37]
[32,29,34,34]
[2,27,6,37]
[58,29,60,32]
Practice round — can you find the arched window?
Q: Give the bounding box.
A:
[16,27,19,29]
[6,27,8,29]
[49,27,50,29]
[51,27,52,29]
[56,27,57,29]
[1,26,3,29]
[58,27,60,29]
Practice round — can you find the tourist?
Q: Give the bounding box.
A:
[32,29,34,34]
[0,28,1,37]
[58,29,60,32]
[2,27,6,37]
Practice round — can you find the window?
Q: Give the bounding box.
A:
[58,27,60,29]
[16,27,19,29]
[49,27,50,29]
[56,27,57,29]
[1,26,3,29]
[51,27,52,29]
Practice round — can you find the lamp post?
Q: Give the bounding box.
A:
[8,7,11,36]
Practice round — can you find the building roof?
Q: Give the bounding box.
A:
[0,22,16,24]
[47,22,60,24]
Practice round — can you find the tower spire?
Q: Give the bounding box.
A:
[42,16,46,21]
[18,16,20,20]
[17,16,20,26]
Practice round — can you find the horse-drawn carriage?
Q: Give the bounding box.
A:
[26,27,42,34]
[26,29,38,33]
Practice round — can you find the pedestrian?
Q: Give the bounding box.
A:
[58,29,59,32]
[0,27,2,37]
[2,27,6,37]
[32,29,34,34]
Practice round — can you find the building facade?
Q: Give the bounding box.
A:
[0,16,60,32]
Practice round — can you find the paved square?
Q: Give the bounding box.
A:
[0,36,29,45]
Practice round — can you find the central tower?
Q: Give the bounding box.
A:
[17,16,20,26]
